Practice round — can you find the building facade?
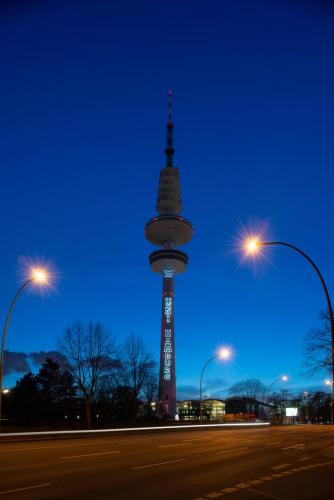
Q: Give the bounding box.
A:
[177,399,226,422]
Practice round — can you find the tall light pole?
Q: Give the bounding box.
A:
[303,391,309,423]
[244,237,334,425]
[0,267,50,422]
[267,375,288,398]
[324,379,333,425]
[200,347,232,424]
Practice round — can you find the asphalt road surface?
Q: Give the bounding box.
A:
[0,425,333,499]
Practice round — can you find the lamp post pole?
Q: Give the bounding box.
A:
[200,355,216,425]
[330,383,333,425]
[267,378,281,398]
[325,380,334,424]
[259,241,334,425]
[267,376,288,399]
[0,279,33,422]
[199,348,232,424]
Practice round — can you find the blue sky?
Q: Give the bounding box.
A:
[1,0,334,397]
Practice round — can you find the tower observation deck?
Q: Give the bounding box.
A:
[145,92,193,418]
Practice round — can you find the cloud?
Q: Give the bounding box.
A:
[3,351,30,376]
[29,351,67,369]
[3,350,68,376]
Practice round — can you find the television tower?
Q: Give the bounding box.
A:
[145,92,193,418]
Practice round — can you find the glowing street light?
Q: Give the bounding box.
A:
[324,379,334,424]
[242,236,334,424]
[267,375,289,397]
[0,265,51,421]
[218,347,232,360]
[30,267,49,284]
[244,238,261,255]
[199,347,232,424]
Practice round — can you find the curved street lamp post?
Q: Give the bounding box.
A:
[199,348,232,424]
[245,238,334,425]
[0,268,49,422]
[267,375,288,398]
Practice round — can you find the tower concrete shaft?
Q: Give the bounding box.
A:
[159,276,176,417]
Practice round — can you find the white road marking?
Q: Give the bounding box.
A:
[281,443,305,450]
[114,439,154,445]
[132,458,185,470]
[216,447,248,455]
[248,479,263,485]
[221,487,238,493]
[271,463,290,470]
[160,443,192,448]
[236,482,251,488]
[181,437,207,442]
[206,492,223,498]
[2,438,153,453]
[60,450,120,459]
[298,456,311,461]
[213,438,236,442]
[266,441,281,445]
[0,483,51,495]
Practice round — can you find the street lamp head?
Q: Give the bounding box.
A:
[217,347,232,361]
[281,375,288,382]
[244,237,261,255]
[324,379,332,386]
[30,267,49,285]
[2,389,10,394]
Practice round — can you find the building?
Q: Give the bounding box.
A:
[145,93,193,418]
[178,399,226,422]
[224,397,272,422]
[177,398,271,422]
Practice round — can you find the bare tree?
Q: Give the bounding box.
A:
[228,378,266,401]
[59,321,117,428]
[119,334,156,422]
[268,389,291,423]
[142,372,159,416]
[304,311,331,377]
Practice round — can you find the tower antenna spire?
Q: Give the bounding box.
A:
[165,90,174,167]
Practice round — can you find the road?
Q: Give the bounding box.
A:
[0,425,333,499]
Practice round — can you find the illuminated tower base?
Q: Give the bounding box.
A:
[159,276,176,417]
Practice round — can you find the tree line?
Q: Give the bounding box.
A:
[3,310,332,428]
[4,321,158,428]
[228,378,332,423]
